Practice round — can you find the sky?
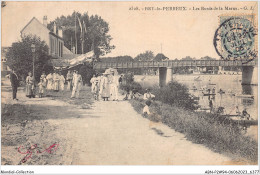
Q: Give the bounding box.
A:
[1,1,258,59]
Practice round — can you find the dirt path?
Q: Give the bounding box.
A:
[2,80,232,165]
[63,100,233,165]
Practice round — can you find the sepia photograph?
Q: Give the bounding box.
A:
[1,0,259,174]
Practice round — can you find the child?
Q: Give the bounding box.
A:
[143,89,155,100]
[93,79,99,100]
[38,79,45,98]
[143,100,151,118]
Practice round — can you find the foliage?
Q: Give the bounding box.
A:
[200,56,216,60]
[47,12,115,58]
[134,50,154,61]
[129,99,257,162]
[78,63,96,86]
[101,56,134,62]
[154,53,168,61]
[6,35,53,81]
[119,72,143,93]
[152,81,198,110]
[181,56,195,60]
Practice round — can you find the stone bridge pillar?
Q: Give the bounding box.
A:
[241,66,258,85]
[159,67,173,87]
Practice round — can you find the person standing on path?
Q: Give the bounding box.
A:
[109,71,119,101]
[71,71,83,98]
[118,74,123,86]
[25,72,34,98]
[59,72,66,91]
[100,73,110,101]
[9,69,19,100]
[38,72,47,98]
[53,72,60,92]
[90,74,97,93]
[66,70,73,91]
[46,72,53,90]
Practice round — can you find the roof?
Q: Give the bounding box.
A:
[63,46,74,55]
[21,17,75,59]
[49,54,80,68]
[20,17,61,39]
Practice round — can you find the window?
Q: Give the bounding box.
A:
[61,42,63,57]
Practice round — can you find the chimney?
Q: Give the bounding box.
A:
[43,16,47,26]
[58,28,63,38]
[53,22,57,34]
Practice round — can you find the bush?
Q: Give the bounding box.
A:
[152,81,198,110]
[78,64,96,86]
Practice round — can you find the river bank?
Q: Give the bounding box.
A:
[129,98,258,164]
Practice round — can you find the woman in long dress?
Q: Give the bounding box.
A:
[46,73,53,90]
[25,72,34,98]
[66,70,73,91]
[100,73,110,101]
[53,72,60,91]
[59,73,66,91]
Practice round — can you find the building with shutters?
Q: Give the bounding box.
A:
[20,16,74,59]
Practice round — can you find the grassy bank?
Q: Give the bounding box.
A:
[129,98,258,163]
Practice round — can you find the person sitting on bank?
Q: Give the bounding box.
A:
[129,88,142,99]
[241,108,251,120]
[143,89,155,100]
[143,100,151,118]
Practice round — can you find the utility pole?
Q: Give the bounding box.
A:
[31,44,36,78]
[161,43,163,60]
[82,30,84,54]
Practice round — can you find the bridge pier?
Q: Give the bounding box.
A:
[241,66,258,85]
[159,67,173,87]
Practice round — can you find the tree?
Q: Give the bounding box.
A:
[200,56,216,60]
[154,53,168,61]
[101,55,134,62]
[181,56,195,60]
[6,35,53,81]
[48,12,115,58]
[78,63,96,86]
[134,51,154,61]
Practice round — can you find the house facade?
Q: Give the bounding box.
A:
[20,16,73,59]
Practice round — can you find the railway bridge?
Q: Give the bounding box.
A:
[93,59,258,86]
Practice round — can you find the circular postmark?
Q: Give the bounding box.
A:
[214,17,257,61]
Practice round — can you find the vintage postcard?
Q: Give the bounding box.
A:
[1,0,259,174]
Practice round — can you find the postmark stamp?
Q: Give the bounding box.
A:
[214,15,257,61]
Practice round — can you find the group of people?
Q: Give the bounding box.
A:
[24,71,66,98]
[46,72,66,92]
[90,71,120,101]
[22,70,83,99]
